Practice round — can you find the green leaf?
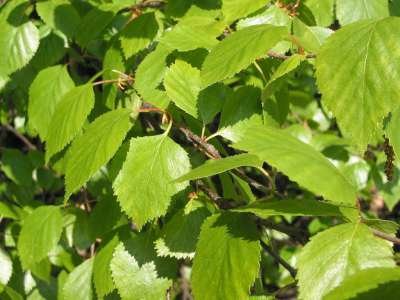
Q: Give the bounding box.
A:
[45,83,95,163]
[316,18,400,151]
[336,0,389,25]
[217,86,263,142]
[64,108,132,200]
[233,125,357,206]
[0,248,12,287]
[175,154,262,182]
[222,0,268,23]
[1,148,34,186]
[17,206,63,269]
[134,43,171,109]
[36,0,81,38]
[120,13,158,59]
[75,5,115,48]
[0,201,23,220]
[192,213,261,300]
[292,19,333,53]
[237,4,292,29]
[386,107,400,161]
[155,199,211,259]
[201,24,287,87]
[0,20,39,76]
[164,60,201,118]
[62,258,94,300]
[113,134,191,229]
[324,267,400,300]
[263,54,305,99]
[297,222,395,300]
[235,198,351,218]
[110,243,171,300]
[198,83,228,124]
[160,16,224,51]
[93,236,120,298]
[28,65,74,140]
[305,0,335,26]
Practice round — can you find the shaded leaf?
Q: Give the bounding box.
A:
[192,213,261,300]
[120,13,158,59]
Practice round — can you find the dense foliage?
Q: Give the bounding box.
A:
[1,0,400,299]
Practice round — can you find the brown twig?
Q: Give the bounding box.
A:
[371,228,400,245]
[260,240,297,278]
[136,0,165,9]
[2,123,36,150]
[267,51,316,60]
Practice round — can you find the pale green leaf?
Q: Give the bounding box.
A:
[292,19,333,53]
[297,222,395,300]
[45,84,95,162]
[93,236,119,298]
[160,16,224,51]
[62,258,94,300]
[324,267,400,300]
[134,43,171,109]
[111,243,171,300]
[217,86,263,142]
[155,199,211,259]
[28,65,74,140]
[235,199,351,218]
[175,154,262,182]
[120,13,158,59]
[113,134,191,229]
[164,60,201,118]
[0,20,39,76]
[233,125,357,206]
[36,0,81,37]
[17,206,63,269]
[222,0,268,23]
[237,4,291,29]
[192,213,261,300]
[0,248,12,286]
[201,25,287,87]
[64,108,132,200]
[316,18,400,151]
[305,0,335,26]
[336,0,389,25]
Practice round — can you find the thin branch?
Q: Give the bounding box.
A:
[136,0,165,9]
[259,219,308,244]
[371,229,400,245]
[260,240,297,278]
[2,124,36,150]
[178,126,222,159]
[267,51,316,60]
